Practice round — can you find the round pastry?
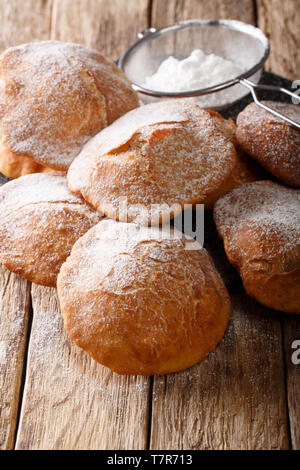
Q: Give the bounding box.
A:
[236,101,300,188]
[214,181,300,314]
[0,40,139,174]
[0,141,57,178]
[57,218,231,375]
[203,110,266,209]
[0,173,103,287]
[68,100,238,225]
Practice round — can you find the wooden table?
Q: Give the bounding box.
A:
[0,0,299,450]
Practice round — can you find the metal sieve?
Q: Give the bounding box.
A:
[119,19,300,129]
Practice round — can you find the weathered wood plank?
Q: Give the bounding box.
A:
[148,3,294,449]
[150,291,290,450]
[13,0,152,450]
[0,266,30,450]
[0,0,53,52]
[257,0,300,80]
[151,0,255,27]
[256,1,300,445]
[15,286,150,450]
[0,0,53,449]
[283,317,300,449]
[51,0,150,59]
[0,0,296,452]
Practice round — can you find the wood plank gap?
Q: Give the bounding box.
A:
[280,316,292,449]
[49,0,56,40]
[146,375,154,450]
[282,316,300,449]
[0,268,31,449]
[253,0,258,26]
[12,289,34,450]
[147,0,153,28]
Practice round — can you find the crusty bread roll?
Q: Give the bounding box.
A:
[57,219,231,375]
[0,173,103,286]
[214,181,300,314]
[68,100,238,225]
[0,140,58,178]
[236,101,300,188]
[0,40,139,175]
[203,110,266,209]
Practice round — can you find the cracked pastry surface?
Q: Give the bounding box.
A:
[214,181,300,314]
[0,173,103,287]
[0,40,139,173]
[67,100,238,225]
[57,218,231,375]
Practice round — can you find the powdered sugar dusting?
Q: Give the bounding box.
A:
[236,101,300,187]
[0,41,138,170]
[0,173,103,286]
[81,99,192,156]
[57,219,230,375]
[238,101,300,125]
[0,173,90,210]
[214,181,300,260]
[68,100,237,224]
[60,220,203,294]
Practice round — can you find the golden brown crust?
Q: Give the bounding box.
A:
[57,219,231,375]
[0,173,103,286]
[0,41,139,172]
[236,101,300,188]
[0,140,55,178]
[203,110,266,210]
[214,181,300,314]
[68,100,238,225]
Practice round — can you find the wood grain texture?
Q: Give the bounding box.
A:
[283,317,300,449]
[0,266,30,450]
[0,0,53,52]
[150,291,290,450]
[0,0,298,451]
[151,0,255,27]
[257,0,300,80]
[0,1,52,448]
[15,286,150,450]
[51,0,149,59]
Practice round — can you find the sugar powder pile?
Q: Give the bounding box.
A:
[143,49,245,92]
[142,49,248,109]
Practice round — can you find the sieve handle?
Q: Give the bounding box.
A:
[239,78,300,129]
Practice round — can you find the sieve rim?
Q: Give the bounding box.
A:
[118,19,270,98]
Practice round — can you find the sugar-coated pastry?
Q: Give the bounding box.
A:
[0,173,103,286]
[68,100,238,225]
[214,181,300,314]
[0,140,59,178]
[57,219,231,375]
[203,110,266,209]
[0,41,139,174]
[236,101,300,188]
